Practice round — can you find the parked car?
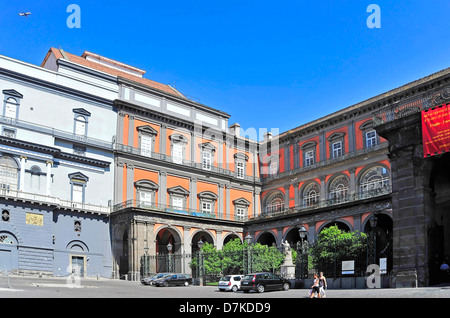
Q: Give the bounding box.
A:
[153,273,193,287]
[141,273,170,285]
[240,272,291,293]
[218,275,243,292]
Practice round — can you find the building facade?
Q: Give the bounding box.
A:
[0,47,449,286]
[0,49,116,277]
[110,73,261,280]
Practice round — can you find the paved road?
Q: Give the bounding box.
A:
[2,276,448,316]
[1,276,450,299]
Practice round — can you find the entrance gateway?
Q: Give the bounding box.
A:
[374,86,450,287]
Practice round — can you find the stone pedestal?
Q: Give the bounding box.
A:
[280,264,296,279]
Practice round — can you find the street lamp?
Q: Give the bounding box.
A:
[297,226,308,279]
[142,245,150,278]
[298,226,307,240]
[369,215,378,265]
[370,216,378,229]
[197,240,204,286]
[167,243,173,273]
[245,235,253,274]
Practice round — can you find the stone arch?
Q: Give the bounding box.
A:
[262,190,285,214]
[66,240,89,252]
[317,220,352,234]
[191,229,215,255]
[223,232,242,246]
[327,173,350,203]
[300,181,321,208]
[356,163,390,198]
[284,226,307,246]
[256,230,277,246]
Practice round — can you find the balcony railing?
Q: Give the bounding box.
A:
[114,143,261,183]
[112,199,244,221]
[0,115,113,150]
[250,186,391,221]
[372,96,425,127]
[0,188,111,214]
[262,142,389,182]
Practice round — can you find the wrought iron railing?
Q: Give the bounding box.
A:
[262,142,388,182]
[114,143,261,183]
[0,188,111,214]
[112,199,246,221]
[252,186,391,221]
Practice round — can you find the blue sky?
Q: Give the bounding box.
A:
[1,1,450,139]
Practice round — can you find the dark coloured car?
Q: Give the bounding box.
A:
[153,273,192,287]
[141,273,170,285]
[240,272,291,293]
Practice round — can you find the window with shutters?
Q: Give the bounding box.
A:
[73,109,91,138]
[135,180,159,208]
[202,151,212,170]
[173,143,183,164]
[140,134,152,157]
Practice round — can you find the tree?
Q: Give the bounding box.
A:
[189,238,287,276]
[310,225,368,276]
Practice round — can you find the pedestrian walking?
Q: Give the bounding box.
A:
[319,272,327,298]
[310,273,321,298]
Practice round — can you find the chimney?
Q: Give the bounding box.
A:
[263,132,273,142]
[229,123,241,137]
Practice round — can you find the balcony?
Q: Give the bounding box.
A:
[114,143,261,183]
[250,186,391,221]
[0,115,113,150]
[0,188,111,215]
[112,199,246,222]
[262,142,389,183]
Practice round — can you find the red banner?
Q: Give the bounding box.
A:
[422,103,450,157]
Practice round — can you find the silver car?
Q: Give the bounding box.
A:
[218,275,243,292]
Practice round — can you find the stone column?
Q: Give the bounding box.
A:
[376,112,433,287]
[19,156,26,191]
[45,161,52,196]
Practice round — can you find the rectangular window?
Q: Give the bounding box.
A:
[236,161,244,179]
[172,197,183,210]
[305,150,314,167]
[202,152,211,170]
[72,184,83,203]
[140,134,152,157]
[74,116,86,136]
[139,190,152,207]
[332,141,343,159]
[366,130,377,148]
[201,202,212,214]
[173,144,183,164]
[4,99,17,119]
[236,207,245,221]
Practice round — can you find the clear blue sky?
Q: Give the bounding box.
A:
[1,1,450,140]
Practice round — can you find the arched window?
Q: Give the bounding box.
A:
[329,175,350,204]
[4,98,18,119]
[302,182,320,208]
[0,155,19,192]
[265,192,284,214]
[75,115,86,136]
[359,166,390,199]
